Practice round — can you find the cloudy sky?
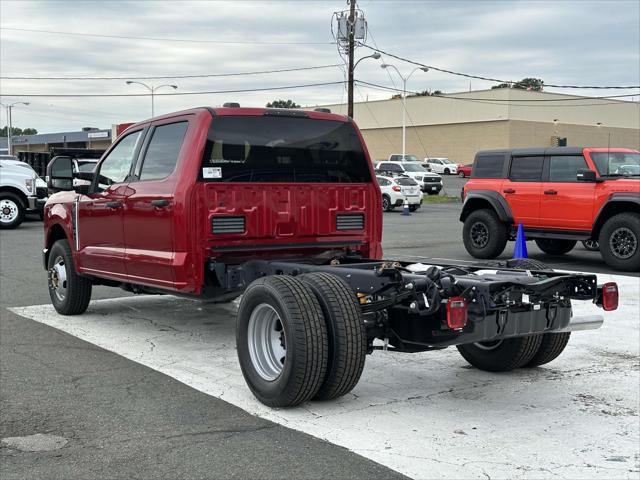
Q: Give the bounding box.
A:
[0,0,638,133]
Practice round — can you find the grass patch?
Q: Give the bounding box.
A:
[422,194,460,204]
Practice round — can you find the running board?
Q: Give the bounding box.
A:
[557,315,604,332]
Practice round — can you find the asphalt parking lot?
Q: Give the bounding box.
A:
[1,197,639,479]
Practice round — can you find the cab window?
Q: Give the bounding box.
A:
[138,122,188,181]
[509,156,544,182]
[98,130,143,189]
[474,155,504,178]
[548,155,588,182]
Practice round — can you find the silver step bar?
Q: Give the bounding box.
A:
[557,315,604,333]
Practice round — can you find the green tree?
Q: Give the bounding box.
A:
[0,126,38,136]
[491,78,544,91]
[266,99,301,108]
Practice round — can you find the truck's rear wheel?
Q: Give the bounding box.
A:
[523,332,571,367]
[300,273,367,401]
[534,239,576,255]
[598,212,640,271]
[47,239,92,315]
[236,276,328,407]
[457,335,543,372]
[463,209,508,259]
[0,192,25,229]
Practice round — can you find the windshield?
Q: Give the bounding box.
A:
[396,177,418,186]
[591,152,640,177]
[403,163,427,172]
[441,158,453,164]
[403,155,419,162]
[76,160,97,173]
[202,116,371,183]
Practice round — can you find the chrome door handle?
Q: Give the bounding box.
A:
[150,199,169,208]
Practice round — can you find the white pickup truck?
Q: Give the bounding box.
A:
[0,156,47,229]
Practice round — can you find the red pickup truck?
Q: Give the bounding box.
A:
[44,107,617,407]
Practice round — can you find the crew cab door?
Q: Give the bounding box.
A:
[502,155,544,227]
[122,119,189,289]
[77,129,145,278]
[539,154,596,231]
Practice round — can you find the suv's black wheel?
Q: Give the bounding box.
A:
[524,332,571,367]
[47,239,92,315]
[534,239,576,255]
[457,335,543,372]
[463,209,508,259]
[582,239,599,251]
[382,195,394,212]
[598,212,640,271]
[0,192,25,229]
[300,273,367,400]
[236,275,328,407]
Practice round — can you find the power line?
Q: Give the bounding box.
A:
[0,26,333,46]
[355,80,640,103]
[357,43,640,90]
[0,64,343,81]
[0,81,346,98]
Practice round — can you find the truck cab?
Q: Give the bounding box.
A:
[0,157,47,228]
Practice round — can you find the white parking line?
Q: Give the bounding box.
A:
[10,274,639,479]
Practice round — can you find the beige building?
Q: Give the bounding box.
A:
[311,88,640,165]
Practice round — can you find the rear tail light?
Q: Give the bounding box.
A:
[447,296,468,329]
[601,282,619,311]
[392,185,401,192]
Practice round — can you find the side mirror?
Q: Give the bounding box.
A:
[46,156,74,192]
[576,169,597,182]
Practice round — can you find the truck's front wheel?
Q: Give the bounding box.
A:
[47,239,92,315]
[236,276,328,407]
[457,335,543,372]
[0,192,25,229]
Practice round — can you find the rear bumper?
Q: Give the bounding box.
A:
[422,182,442,193]
[558,314,603,332]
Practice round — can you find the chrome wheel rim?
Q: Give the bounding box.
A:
[48,256,68,302]
[470,222,489,248]
[0,199,19,224]
[247,303,286,381]
[610,227,637,259]
[474,340,503,351]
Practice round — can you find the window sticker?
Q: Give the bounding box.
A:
[202,167,222,179]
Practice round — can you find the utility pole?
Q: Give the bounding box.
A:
[1,102,29,156]
[347,0,356,118]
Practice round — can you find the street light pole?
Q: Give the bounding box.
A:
[0,101,30,156]
[381,64,428,159]
[125,81,178,117]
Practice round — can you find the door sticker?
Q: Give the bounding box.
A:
[202,167,222,179]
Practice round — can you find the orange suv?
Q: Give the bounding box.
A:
[460,147,640,271]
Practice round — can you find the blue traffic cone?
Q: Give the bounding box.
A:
[513,223,528,259]
[402,198,411,216]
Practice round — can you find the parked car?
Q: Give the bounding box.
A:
[42,107,617,408]
[457,164,472,178]
[376,175,422,212]
[0,158,47,228]
[460,147,640,271]
[424,157,458,175]
[375,161,442,194]
[388,153,422,163]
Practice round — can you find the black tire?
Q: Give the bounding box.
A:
[382,195,394,212]
[236,276,328,407]
[299,273,367,400]
[598,212,640,271]
[463,209,508,259]
[458,171,465,178]
[523,332,571,367]
[457,335,543,372]
[409,205,419,212]
[47,239,92,315]
[582,239,599,251]
[506,258,551,271]
[444,168,450,175]
[534,239,576,255]
[0,192,25,229]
